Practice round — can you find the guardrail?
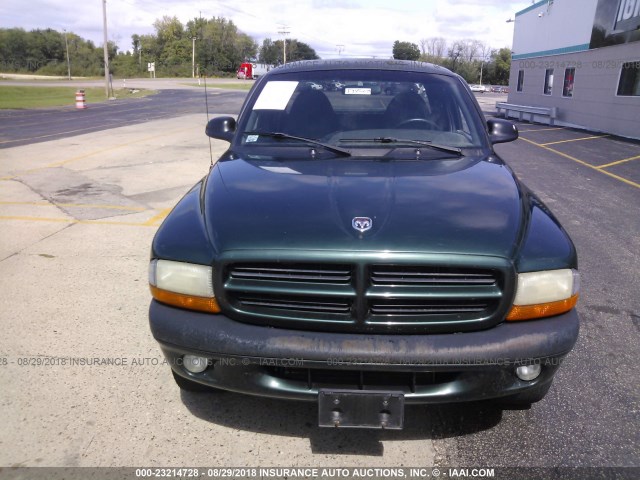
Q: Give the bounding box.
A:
[495,102,558,126]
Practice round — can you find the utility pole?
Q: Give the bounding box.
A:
[63,29,71,80]
[102,0,110,99]
[278,25,290,64]
[192,36,198,78]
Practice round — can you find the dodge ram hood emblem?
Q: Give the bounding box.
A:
[352,217,372,232]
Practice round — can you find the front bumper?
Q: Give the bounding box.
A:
[149,300,579,403]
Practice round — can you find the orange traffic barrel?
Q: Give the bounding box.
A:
[75,90,87,109]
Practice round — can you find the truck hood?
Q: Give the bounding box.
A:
[205,154,523,258]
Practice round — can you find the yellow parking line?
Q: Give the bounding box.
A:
[143,208,172,226]
[540,134,608,146]
[0,201,147,211]
[0,215,157,227]
[518,127,566,133]
[519,137,640,190]
[596,154,640,170]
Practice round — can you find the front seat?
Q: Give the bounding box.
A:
[385,91,429,128]
[284,90,337,139]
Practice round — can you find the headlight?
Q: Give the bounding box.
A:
[507,269,579,321]
[149,259,220,313]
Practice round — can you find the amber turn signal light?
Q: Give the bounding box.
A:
[506,294,578,321]
[150,286,221,313]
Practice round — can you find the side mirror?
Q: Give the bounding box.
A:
[487,118,518,144]
[205,116,236,142]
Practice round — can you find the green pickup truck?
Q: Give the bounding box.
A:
[148,59,579,430]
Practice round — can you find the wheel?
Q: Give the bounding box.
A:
[396,118,440,130]
[171,370,221,393]
[498,382,552,408]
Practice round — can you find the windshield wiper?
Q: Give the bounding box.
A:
[340,137,463,156]
[243,131,351,157]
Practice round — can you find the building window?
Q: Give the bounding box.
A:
[544,68,554,95]
[563,68,575,97]
[517,70,525,92]
[617,61,640,96]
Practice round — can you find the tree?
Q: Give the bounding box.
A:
[236,34,259,63]
[0,27,104,76]
[486,48,511,85]
[258,38,278,64]
[414,32,512,85]
[447,41,464,72]
[151,15,188,75]
[478,42,492,63]
[258,38,318,64]
[110,50,140,78]
[193,17,257,74]
[420,37,447,59]
[131,34,141,55]
[286,39,319,61]
[138,33,160,71]
[0,16,260,78]
[392,41,420,61]
[154,16,184,46]
[0,28,30,71]
[460,39,483,62]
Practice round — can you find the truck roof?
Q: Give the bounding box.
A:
[267,58,454,77]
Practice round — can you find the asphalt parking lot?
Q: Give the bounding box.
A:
[476,92,640,188]
[0,89,638,474]
[0,87,247,148]
[459,108,640,468]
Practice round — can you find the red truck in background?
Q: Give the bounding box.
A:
[237,63,272,80]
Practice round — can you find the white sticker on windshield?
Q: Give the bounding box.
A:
[345,88,371,95]
[246,135,259,143]
[253,81,299,110]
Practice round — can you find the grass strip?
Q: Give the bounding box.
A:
[0,86,156,109]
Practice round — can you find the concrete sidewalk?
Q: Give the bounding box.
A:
[0,115,439,467]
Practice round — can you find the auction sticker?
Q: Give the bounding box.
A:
[345,88,371,95]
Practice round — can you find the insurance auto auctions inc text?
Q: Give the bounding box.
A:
[189,467,496,478]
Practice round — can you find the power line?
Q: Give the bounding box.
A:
[102,0,111,99]
[214,0,336,50]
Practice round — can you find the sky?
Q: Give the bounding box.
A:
[0,0,536,58]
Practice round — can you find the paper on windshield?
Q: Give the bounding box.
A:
[253,81,299,110]
[344,88,371,95]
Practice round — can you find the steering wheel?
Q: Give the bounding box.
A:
[396,118,440,130]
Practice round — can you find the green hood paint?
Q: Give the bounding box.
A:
[205,154,522,258]
[152,152,576,272]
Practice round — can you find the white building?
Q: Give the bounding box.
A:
[507,0,640,139]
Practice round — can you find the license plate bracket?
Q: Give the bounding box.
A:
[318,389,404,429]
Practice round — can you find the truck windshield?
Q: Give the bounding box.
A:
[236,69,487,150]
